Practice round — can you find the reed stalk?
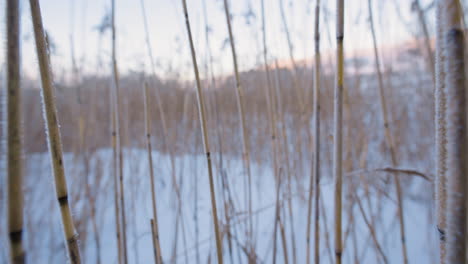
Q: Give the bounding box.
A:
[273,61,296,264]
[279,207,289,264]
[6,0,25,262]
[278,0,304,111]
[222,1,254,257]
[29,0,81,262]
[260,2,293,264]
[181,1,223,263]
[413,0,436,83]
[441,0,467,262]
[150,219,159,264]
[278,0,309,189]
[110,0,128,262]
[333,0,345,263]
[435,0,447,262]
[355,193,388,264]
[306,0,321,263]
[139,3,187,258]
[272,169,282,264]
[367,1,408,263]
[110,89,123,264]
[144,82,164,264]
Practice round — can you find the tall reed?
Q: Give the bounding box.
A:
[6,0,25,262]
[268,4,298,263]
[441,0,467,262]
[143,82,163,264]
[29,0,81,262]
[306,0,321,263]
[181,0,223,263]
[110,87,123,264]
[333,0,345,263]
[222,1,254,257]
[435,0,447,262]
[413,0,436,82]
[367,1,408,263]
[138,3,186,258]
[110,0,128,262]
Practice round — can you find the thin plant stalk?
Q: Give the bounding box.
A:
[273,61,296,264]
[313,5,322,264]
[278,0,304,111]
[435,0,447,262]
[413,0,436,83]
[279,206,289,264]
[144,82,164,264]
[355,193,388,264]
[278,0,308,186]
[261,3,298,263]
[6,0,25,262]
[441,0,467,262]
[333,0,345,263]
[272,169,282,264]
[222,1,253,257]
[202,0,236,260]
[181,1,223,263]
[110,0,129,262]
[110,86,123,264]
[29,0,81,262]
[150,219,159,264]
[139,3,187,257]
[367,1,408,263]
[260,2,292,264]
[306,0,321,263]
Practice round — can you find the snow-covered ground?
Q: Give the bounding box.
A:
[0,148,436,263]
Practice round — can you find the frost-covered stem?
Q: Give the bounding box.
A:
[7,0,25,263]
[181,1,223,263]
[110,1,129,263]
[29,0,81,262]
[442,0,467,262]
[144,82,164,264]
[367,1,408,263]
[435,0,447,262]
[333,0,344,263]
[222,0,253,255]
[306,1,321,263]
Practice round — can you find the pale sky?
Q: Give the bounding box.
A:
[0,0,434,81]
